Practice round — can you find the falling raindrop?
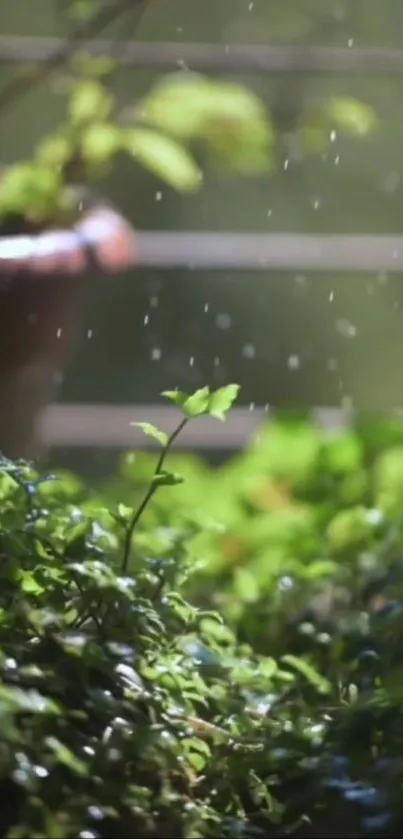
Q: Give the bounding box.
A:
[216,313,232,329]
[189,356,195,367]
[143,314,150,325]
[87,329,93,339]
[203,303,209,313]
[155,191,163,201]
[329,290,335,302]
[243,343,256,359]
[336,318,358,339]
[330,130,337,143]
[279,575,294,591]
[151,347,161,361]
[56,327,62,339]
[150,295,159,308]
[287,354,301,371]
[284,159,289,171]
[249,402,255,411]
[34,765,49,778]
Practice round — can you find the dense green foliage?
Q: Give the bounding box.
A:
[1,389,403,836]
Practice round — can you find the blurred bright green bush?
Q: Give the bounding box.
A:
[1,388,403,836]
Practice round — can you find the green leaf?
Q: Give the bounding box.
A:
[0,163,62,220]
[64,521,91,558]
[152,471,184,487]
[326,507,372,552]
[134,423,168,447]
[182,737,211,772]
[0,686,61,714]
[259,657,278,680]
[183,387,211,418]
[206,82,270,128]
[37,470,84,503]
[301,560,339,581]
[117,503,133,521]
[325,97,377,136]
[321,432,363,475]
[200,83,274,172]
[46,737,88,775]
[139,76,273,175]
[18,571,44,595]
[69,80,113,124]
[208,384,240,420]
[281,655,332,695]
[124,128,202,192]
[139,75,215,139]
[162,390,188,406]
[80,122,121,166]
[36,133,73,168]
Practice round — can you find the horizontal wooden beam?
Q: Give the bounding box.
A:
[39,404,351,449]
[3,232,403,273]
[0,37,403,76]
[135,233,403,272]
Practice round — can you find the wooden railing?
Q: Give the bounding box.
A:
[0,38,403,76]
[40,404,353,448]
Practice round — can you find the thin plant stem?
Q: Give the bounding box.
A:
[121,416,189,575]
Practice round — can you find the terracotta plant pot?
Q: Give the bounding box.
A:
[0,190,137,459]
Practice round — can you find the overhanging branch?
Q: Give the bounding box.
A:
[0,0,149,114]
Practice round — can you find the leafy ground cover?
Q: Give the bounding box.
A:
[0,387,403,837]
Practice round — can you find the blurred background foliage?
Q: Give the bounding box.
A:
[92,404,403,659]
